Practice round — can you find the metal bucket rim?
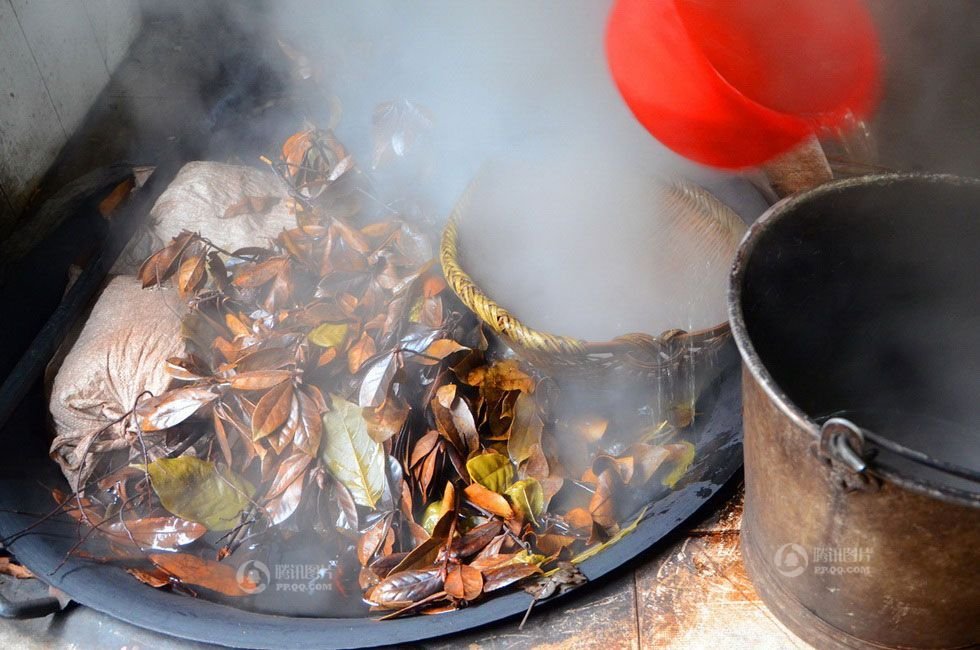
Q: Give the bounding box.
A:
[727,171,980,507]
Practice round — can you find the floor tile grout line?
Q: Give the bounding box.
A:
[632,569,642,649]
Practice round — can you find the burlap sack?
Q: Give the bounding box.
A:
[113,161,295,273]
[49,276,187,490]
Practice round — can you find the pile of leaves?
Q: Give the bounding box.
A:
[38,127,697,618]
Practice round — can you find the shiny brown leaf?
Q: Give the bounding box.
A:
[252,381,294,440]
[137,231,194,288]
[127,567,170,588]
[233,257,288,288]
[150,553,252,597]
[106,517,206,551]
[481,563,542,593]
[370,568,443,609]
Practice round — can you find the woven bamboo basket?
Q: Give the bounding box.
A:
[440,179,742,398]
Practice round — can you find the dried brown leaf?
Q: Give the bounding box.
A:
[370,568,443,609]
[126,567,169,588]
[177,253,206,299]
[348,332,376,373]
[463,483,514,519]
[445,564,483,601]
[135,386,218,432]
[228,370,292,391]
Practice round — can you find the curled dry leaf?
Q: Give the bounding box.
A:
[234,347,294,373]
[135,386,218,432]
[410,430,440,468]
[371,99,433,169]
[358,353,399,408]
[265,452,312,500]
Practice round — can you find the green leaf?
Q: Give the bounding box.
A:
[466,452,514,494]
[145,457,255,531]
[505,478,544,525]
[507,393,543,465]
[421,501,443,536]
[662,441,696,488]
[320,395,386,509]
[308,322,349,348]
[512,550,546,565]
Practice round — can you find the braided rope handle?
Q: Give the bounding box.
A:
[439,180,735,372]
[440,189,587,357]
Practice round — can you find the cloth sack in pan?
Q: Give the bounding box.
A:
[114,161,294,273]
[49,276,187,490]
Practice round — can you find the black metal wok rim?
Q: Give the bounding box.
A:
[4,455,740,650]
[727,172,980,508]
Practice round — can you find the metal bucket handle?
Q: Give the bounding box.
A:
[818,417,980,497]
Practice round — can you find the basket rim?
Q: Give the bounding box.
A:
[440,180,734,359]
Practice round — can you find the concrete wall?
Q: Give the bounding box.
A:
[0,0,141,234]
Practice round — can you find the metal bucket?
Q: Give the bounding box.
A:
[728,174,980,649]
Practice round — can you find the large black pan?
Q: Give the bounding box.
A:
[0,378,741,648]
[0,174,743,648]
